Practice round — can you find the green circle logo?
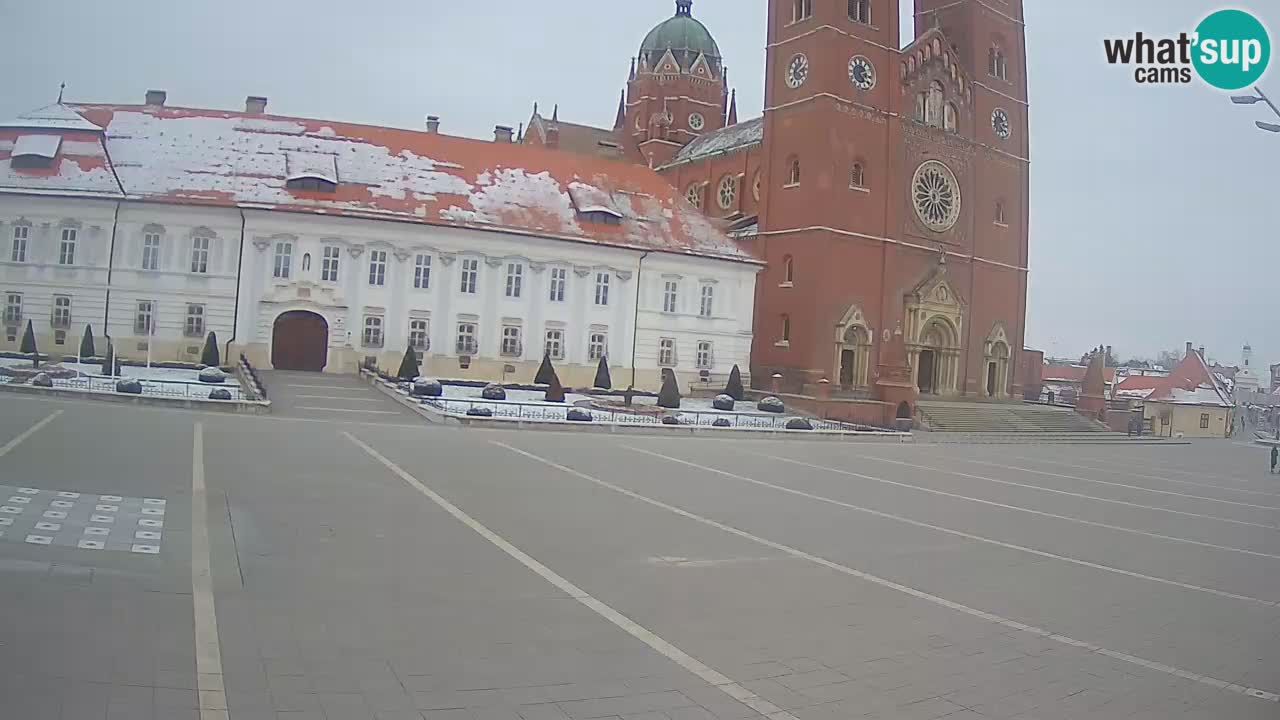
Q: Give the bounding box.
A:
[1192,9,1271,90]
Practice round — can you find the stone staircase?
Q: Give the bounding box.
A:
[915,401,1162,443]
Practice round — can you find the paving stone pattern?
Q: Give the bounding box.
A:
[0,483,165,554]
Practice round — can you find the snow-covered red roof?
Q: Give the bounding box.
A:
[1114,375,1162,400]
[1145,351,1234,407]
[0,103,103,132]
[0,127,121,199]
[1042,364,1117,384]
[0,103,757,264]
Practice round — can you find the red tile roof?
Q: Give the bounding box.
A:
[0,103,757,264]
[1145,352,1233,407]
[1042,364,1116,384]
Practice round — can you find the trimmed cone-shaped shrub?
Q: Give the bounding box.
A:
[545,371,566,403]
[712,394,735,411]
[79,325,96,359]
[593,355,612,390]
[396,345,420,381]
[657,369,681,409]
[101,340,116,377]
[209,388,233,401]
[534,352,556,385]
[481,383,507,401]
[20,320,36,366]
[724,364,745,401]
[200,332,221,368]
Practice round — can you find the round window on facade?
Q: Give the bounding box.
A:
[688,112,705,131]
[911,160,961,232]
[717,175,737,210]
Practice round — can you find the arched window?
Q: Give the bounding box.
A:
[786,157,801,186]
[783,255,795,284]
[915,92,927,123]
[301,253,311,272]
[944,103,958,132]
[994,201,1006,225]
[907,56,915,74]
[932,38,942,57]
[927,81,944,127]
[849,0,871,25]
[989,45,1008,80]
[781,314,792,342]
[685,183,702,209]
[850,163,865,188]
[792,0,812,22]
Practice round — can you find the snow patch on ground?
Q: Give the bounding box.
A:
[0,358,244,400]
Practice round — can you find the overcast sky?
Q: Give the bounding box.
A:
[0,0,1274,369]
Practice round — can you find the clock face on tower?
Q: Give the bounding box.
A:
[786,54,809,89]
[992,108,1011,139]
[848,56,876,90]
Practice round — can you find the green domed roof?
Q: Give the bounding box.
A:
[640,1,720,62]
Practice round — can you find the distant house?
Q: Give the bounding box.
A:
[1141,348,1235,438]
[1040,363,1117,404]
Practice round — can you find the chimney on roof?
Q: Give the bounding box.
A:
[425,115,440,134]
[245,96,268,114]
[1199,346,1205,359]
[1186,341,1194,358]
[494,125,514,143]
[145,90,167,107]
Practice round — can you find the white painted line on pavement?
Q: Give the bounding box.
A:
[624,446,1276,607]
[343,432,798,720]
[283,384,368,390]
[1002,453,1280,498]
[849,452,1280,531]
[493,441,1280,705]
[191,423,228,720]
[0,410,62,458]
[294,395,385,402]
[294,407,401,415]
[1041,450,1268,486]
[961,457,1280,511]
[748,452,1280,561]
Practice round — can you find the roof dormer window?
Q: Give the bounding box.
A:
[285,151,338,193]
[568,182,624,225]
[10,134,61,169]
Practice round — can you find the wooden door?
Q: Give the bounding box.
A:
[271,311,328,371]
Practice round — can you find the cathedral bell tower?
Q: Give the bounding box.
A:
[622,0,729,167]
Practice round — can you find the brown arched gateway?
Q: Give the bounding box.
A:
[271,311,329,371]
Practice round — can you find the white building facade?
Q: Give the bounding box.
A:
[0,99,760,391]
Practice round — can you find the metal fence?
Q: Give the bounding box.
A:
[419,395,873,432]
[51,374,245,400]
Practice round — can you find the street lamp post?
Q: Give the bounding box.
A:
[1230,86,1280,133]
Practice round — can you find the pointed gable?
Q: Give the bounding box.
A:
[1146,351,1233,407]
[655,48,682,75]
[689,52,714,80]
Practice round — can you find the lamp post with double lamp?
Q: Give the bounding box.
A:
[1230,86,1280,133]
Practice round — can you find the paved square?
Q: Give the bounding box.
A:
[0,483,165,554]
[0,385,1277,720]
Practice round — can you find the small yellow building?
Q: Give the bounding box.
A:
[1140,348,1234,439]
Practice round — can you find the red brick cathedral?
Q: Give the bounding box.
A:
[524,0,1029,410]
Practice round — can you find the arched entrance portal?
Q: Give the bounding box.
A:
[272,311,329,371]
[913,318,959,395]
